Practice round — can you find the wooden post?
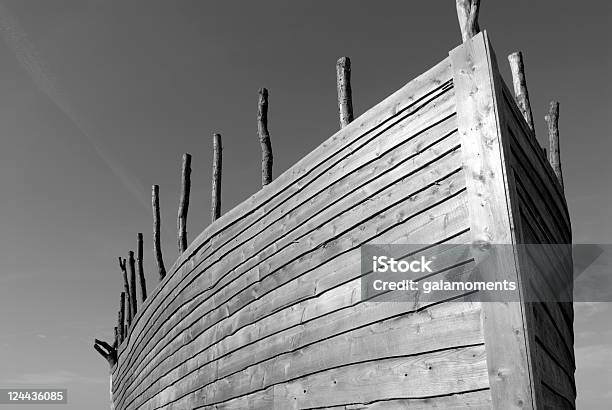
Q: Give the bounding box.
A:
[211,133,222,221]
[128,250,137,317]
[118,292,125,343]
[456,0,480,42]
[177,153,192,254]
[508,52,535,130]
[137,233,147,302]
[113,327,119,348]
[118,257,131,325]
[336,57,354,128]
[152,185,166,281]
[94,339,117,367]
[258,88,273,186]
[545,101,563,186]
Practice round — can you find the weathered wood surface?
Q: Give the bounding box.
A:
[546,101,563,186]
[137,233,147,302]
[177,153,192,254]
[152,184,167,280]
[450,31,536,409]
[336,57,354,128]
[258,88,273,186]
[508,51,535,130]
[211,133,222,221]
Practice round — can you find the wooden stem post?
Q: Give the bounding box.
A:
[211,133,222,221]
[137,233,147,302]
[152,185,166,281]
[258,88,273,186]
[118,292,125,343]
[128,250,137,317]
[508,52,535,130]
[545,101,563,186]
[118,257,131,325]
[177,153,191,254]
[456,0,480,42]
[336,57,354,128]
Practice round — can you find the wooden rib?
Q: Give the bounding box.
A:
[211,133,222,221]
[545,101,563,186]
[456,0,480,42]
[152,185,166,281]
[137,233,147,302]
[128,251,137,317]
[258,88,273,186]
[508,51,535,131]
[118,292,125,343]
[119,257,132,325]
[336,57,354,128]
[177,153,192,254]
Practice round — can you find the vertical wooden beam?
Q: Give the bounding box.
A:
[113,327,119,349]
[136,233,147,302]
[177,153,192,254]
[118,292,125,343]
[258,88,273,186]
[545,101,563,187]
[456,0,480,42]
[128,250,137,317]
[211,133,222,221]
[118,257,131,325]
[336,57,354,128]
[450,31,536,409]
[508,52,535,130]
[152,184,166,281]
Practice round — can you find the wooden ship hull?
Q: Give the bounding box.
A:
[108,32,574,409]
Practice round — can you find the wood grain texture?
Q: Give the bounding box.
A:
[177,153,192,254]
[258,88,273,185]
[450,31,536,409]
[137,233,147,302]
[508,51,535,130]
[114,79,456,382]
[336,57,354,128]
[545,101,563,186]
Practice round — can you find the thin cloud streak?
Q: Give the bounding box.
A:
[0,2,149,210]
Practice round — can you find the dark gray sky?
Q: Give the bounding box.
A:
[0,1,609,409]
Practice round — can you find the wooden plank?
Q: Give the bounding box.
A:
[450,31,536,409]
[264,346,488,410]
[206,388,492,410]
[115,172,468,405]
[114,134,463,392]
[145,301,483,409]
[116,82,457,377]
[116,58,454,366]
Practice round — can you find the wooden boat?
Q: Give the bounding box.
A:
[108,31,574,409]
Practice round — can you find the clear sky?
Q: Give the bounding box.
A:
[0,1,609,409]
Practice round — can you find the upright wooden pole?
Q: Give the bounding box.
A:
[128,250,137,317]
[136,233,147,302]
[93,339,117,367]
[113,327,119,349]
[508,51,535,130]
[258,88,273,186]
[177,153,192,254]
[545,101,563,187]
[336,57,354,128]
[456,0,480,42]
[118,292,125,343]
[211,133,222,221]
[152,184,166,281]
[118,257,131,325]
